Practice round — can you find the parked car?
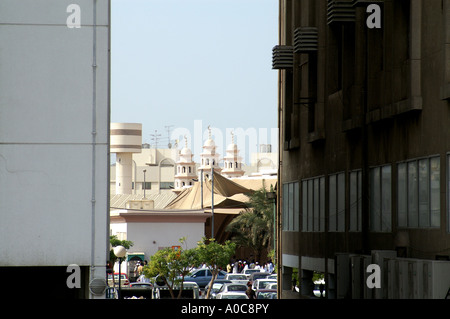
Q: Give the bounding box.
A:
[255,289,277,299]
[252,278,277,291]
[215,283,247,299]
[152,281,200,299]
[107,273,130,287]
[266,282,277,290]
[248,272,270,283]
[216,292,248,299]
[241,269,260,278]
[183,268,228,288]
[224,273,248,285]
[267,274,277,280]
[130,282,153,289]
[313,279,326,298]
[203,279,232,299]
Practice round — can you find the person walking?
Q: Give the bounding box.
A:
[245,281,256,299]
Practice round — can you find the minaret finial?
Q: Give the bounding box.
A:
[208,125,212,139]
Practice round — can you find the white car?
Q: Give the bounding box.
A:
[266,282,277,290]
[216,292,248,299]
[224,274,248,285]
[241,269,260,278]
[252,278,277,291]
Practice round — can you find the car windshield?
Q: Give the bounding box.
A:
[227,285,247,291]
[223,294,247,299]
[244,269,259,274]
[257,291,277,299]
[228,275,247,280]
[258,280,275,289]
[212,283,223,292]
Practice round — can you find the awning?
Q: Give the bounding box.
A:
[164,172,253,211]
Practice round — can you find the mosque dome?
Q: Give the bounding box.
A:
[180,147,192,156]
[204,138,215,147]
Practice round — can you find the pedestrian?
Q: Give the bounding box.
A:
[137,261,144,275]
[227,263,232,273]
[245,281,256,299]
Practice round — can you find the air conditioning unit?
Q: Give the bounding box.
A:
[386,258,399,299]
[272,45,294,70]
[335,253,352,299]
[422,260,450,299]
[327,0,356,25]
[294,27,318,53]
[371,250,397,299]
[351,255,370,299]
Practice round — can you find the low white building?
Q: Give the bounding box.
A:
[110,208,211,278]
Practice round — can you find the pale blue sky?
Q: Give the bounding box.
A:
[111,0,279,160]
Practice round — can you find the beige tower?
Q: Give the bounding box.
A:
[174,136,197,191]
[198,125,222,180]
[222,131,244,179]
[111,123,142,195]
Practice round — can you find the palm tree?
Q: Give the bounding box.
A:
[226,185,274,260]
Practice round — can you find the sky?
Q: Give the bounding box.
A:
[110,0,279,163]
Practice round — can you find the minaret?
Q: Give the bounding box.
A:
[198,125,221,180]
[222,131,244,179]
[174,136,197,191]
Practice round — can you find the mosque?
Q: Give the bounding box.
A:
[174,126,245,191]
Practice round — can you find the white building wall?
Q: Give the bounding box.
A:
[111,222,205,261]
[0,0,110,288]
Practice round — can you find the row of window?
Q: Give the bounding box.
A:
[131,182,174,190]
[177,166,193,174]
[283,155,449,233]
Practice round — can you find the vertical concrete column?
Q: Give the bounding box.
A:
[410,0,423,108]
[300,269,314,297]
[441,0,450,99]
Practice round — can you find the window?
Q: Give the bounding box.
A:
[329,173,345,232]
[142,182,151,190]
[349,170,362,232]
[369,165,392,232]
[282,182,299,231]
[398,156,440,228]
[302,176,325,232]
[160,182,174,190]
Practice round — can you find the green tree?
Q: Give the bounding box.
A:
[143,237,199,299]
[196,237,236,299]
[109,235,134,266]
[226,185,274,260]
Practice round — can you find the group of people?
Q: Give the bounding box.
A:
[226,259,274,274]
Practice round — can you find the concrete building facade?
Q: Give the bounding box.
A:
[0,0,111,298]
[275,0,450,299]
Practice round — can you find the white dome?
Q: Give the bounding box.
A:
[180,147,192,155]
[227,143,238,151]
[204,138,215,147]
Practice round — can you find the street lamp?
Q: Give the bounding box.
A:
[113,245,127,299]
